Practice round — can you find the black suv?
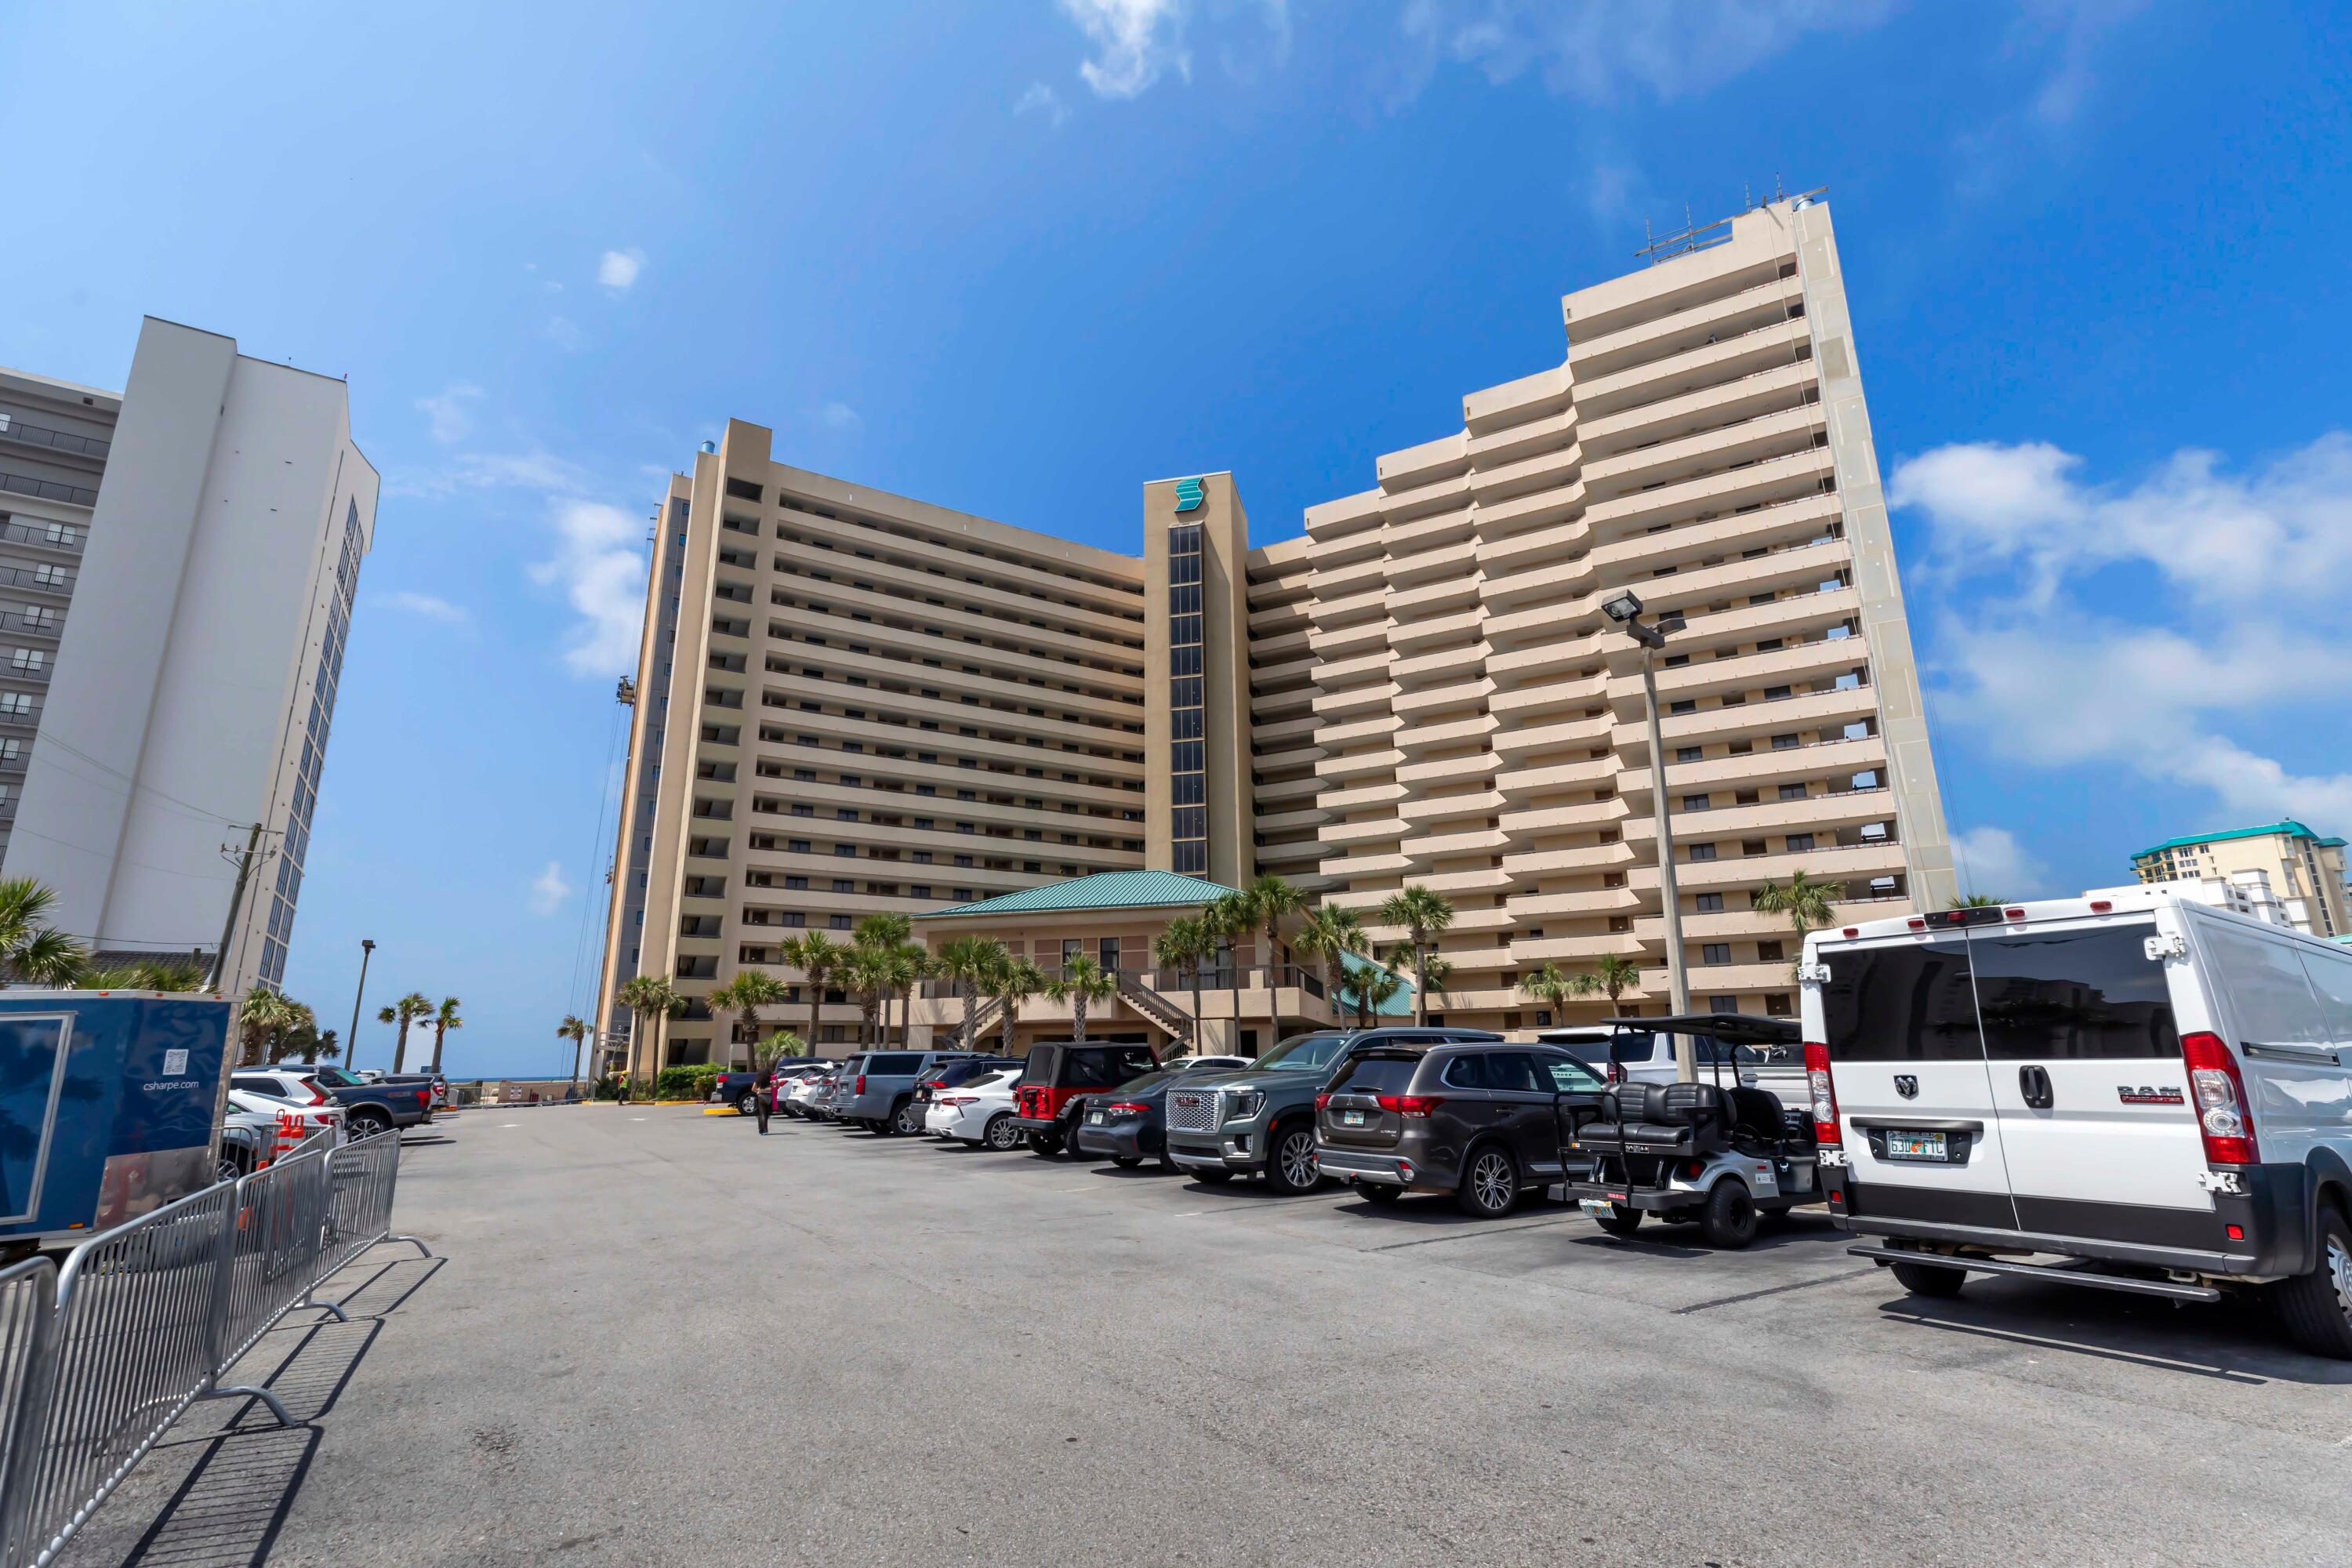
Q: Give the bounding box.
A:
[1315,1041,1607,1216]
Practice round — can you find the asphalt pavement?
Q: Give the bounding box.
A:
[55,1102,2352,1567]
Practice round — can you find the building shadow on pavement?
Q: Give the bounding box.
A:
[65,1256,444,1568]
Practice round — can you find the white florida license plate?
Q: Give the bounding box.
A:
[1579,1199,1613,1217]
[1886,1131,1948,1162]
[1341,1110,1365,1126]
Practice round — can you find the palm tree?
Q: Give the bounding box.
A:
[1755,869,1839,976]
[779,931,844,1058]
[378,991,434,1073]
[1377,885,1456,1027]
[1203,891,1250,1049]
[1577,953,1643,1011]
[237,985,296,1066]
[1294,905,1370,1022]
[1044,954,1117,1042]
[750,1028,806,1076]
[0,877,88,986]
[709,971,789,1066]
[840,945,889,1047]
[1246,872,1306,989]
[557,1014,590,1089]
[936,935,1001,1051]
[423,996,463,1074]
[615,975,684,1083]
[1154,917,1211,1055]
[1950,893,2002,909]
[988,956,1045,1056]
[82,960,207,992]
[1346,957,1405,1029]
[880,943,928,1047]
[1520,960,1581,1025]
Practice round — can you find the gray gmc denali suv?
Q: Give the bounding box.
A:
[1162,1027,1501,1193]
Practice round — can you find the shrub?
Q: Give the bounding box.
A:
[654,1063,724,1100]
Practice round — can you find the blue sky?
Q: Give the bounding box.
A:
[2,1,2347,1076]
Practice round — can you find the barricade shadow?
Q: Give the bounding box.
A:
[1871,1279,2352,1388]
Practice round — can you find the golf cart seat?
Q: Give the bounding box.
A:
[1577,1083,1733,1152]
[1726,1086,1792,1142]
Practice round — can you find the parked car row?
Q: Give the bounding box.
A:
[742,880,2352,1364]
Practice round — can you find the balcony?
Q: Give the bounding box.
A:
[0,472,96,509]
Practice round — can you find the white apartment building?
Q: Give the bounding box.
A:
[0,318,378,994]
[1308,196,1954,1026]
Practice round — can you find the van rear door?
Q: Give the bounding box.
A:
[1820,933,2020,1232]
[1969,913,2210,1237]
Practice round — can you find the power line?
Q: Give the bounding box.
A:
[25,733,251,829]
[565,698,631,1024]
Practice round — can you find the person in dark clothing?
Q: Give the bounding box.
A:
[753,1070,773,1134]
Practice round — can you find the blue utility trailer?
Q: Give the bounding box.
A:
[0,990,235,1250]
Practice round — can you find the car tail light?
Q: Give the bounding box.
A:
[1377,1094,1442,1118]
[1803,1041,1840,1146]
[1606,1061,1624,1086]
[855,1074,867,1095]
[303,1082,328,1105]
[2182,1031,2257,1164]
[941,1095,977,1106]
[1107,1102,1148,1116]
[1313,1092,1330,1112]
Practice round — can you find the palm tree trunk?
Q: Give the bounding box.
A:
[1226,942,1240,1055]
[1188,964,1203,1052]
[1072,996,1087,1042]
[1000,1000,1015,1055]
[1414,939,1429,1026]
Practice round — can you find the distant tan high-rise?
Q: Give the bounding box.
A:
[597,194,1954,1068]
[2132,820,2350,938]
[1308,195,1952,1028]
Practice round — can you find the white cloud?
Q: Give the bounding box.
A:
[416,383,483,445]
[530,499,648,677]
[384,590,469,623]
[1950,826,2049,902]
[530,860,574,916]
[385,447,589,501]
[1062,0,1190,97]
[819,401,862,434]
[1899,431,2352,837]
[1392,0,1886,104]
[597,249,645,291]
[1014,81,1071,126]
[544,315,586,352]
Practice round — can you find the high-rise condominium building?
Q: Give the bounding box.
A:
[2131,820,2350,938]
[0,318,378,995]
[600,194,1951,1066]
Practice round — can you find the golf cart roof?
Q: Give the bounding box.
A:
[1600,1013,1802,1047]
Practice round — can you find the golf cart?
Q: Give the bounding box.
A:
[1557,1013,1819,1249]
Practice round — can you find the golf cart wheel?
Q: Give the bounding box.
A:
[1700,1180,1759,1248]
[2277,1205,2352,1359]
[1593,1203,1642,1237]
[1359,1184,1403,1205]
[985,1114,1022,1152]
[1456,1145,1519,1218]
[1889,1258,1969,1298]
[892,1100,924,1137]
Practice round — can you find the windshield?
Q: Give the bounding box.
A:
[311,1067,363,1087]
[1250,1032,1352,1073]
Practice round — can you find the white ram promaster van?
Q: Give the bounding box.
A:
[1801,885,2352,1358]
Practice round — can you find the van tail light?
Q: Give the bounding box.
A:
[1377,1094,1443,1119]
[1313,1092,1331,1112]
[855,1074,867,1095]
[1803,1042,1841,1146]
[2181,1032,2257,1165]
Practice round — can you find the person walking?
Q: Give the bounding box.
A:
[753,1068,773,1134]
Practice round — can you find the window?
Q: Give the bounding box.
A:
[1687,843,1718,862]
[1695,893,1724,913]
[828,915,853,931]
[1668,699,1697,716]
[1976,924,2184,1058]
[1676,746,1703,764]
[1758,940,1784,962]
[1765,993,1793,1017]
[784,875,808,890]
[1701,944,1731,965]
[9,649,40,673]
[1682,794,1709,811]
[1779,783,1808,801]
[1771,733,1799,750]
[1784,833,1814,852]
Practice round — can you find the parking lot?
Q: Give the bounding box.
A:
[54,1103,2352,1566]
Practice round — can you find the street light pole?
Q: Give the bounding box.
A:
[347,938,376,1071]
[1602,591,1695,1082]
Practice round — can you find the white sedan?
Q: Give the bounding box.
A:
[227,1087,346,1152]
[924,1068,1024,1150]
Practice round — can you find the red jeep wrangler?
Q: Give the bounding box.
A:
[1011,1040,1161,1158]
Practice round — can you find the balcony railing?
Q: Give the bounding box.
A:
[0,417,109,459]
[0,521,82,553]
[0,472,97,508]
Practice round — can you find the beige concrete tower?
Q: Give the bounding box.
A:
[1309,196,1954,1029]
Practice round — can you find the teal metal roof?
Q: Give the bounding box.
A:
[917,870,1240,919]
[1336,947,1414,1018]
[2131,819,2344,862]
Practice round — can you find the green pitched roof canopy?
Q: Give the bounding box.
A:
[917,870,1240,919]
[2131,818,2348,862]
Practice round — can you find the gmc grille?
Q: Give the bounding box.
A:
[1167,1088,1220,1134]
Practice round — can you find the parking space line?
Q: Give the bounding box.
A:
[1367,1215,1572,1251]
[1672,1267,1878,1315]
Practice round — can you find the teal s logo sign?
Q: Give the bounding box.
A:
[1174,476,1206,514]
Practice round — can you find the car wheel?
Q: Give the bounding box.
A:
[1359,1184,1403,1206]
[1456,1144,1519,1218]
[736,1091,756,1116]
[2274,1205,2352,1359]
[1889,1258,1969,1298]
[892,1100,924,1137]
[1265,1123,1321,1196]
[1112,1156,1143,1170]
[1700,1180,1759,1248]
[985,1114,1022,1152]
[1593,1203,1642,1237]
[215,1152,248,1184]
[1062,1122,1093,1160]
[347,1109,392,1141]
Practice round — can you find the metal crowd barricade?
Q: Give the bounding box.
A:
[0,1129,430,1568]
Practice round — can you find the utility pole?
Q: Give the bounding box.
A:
[347,938,376,1070]
[208,823,266,995]
[1601,593,1695,1080]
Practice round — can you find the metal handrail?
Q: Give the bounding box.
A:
[0,474,97,510]
[0,420,110,459]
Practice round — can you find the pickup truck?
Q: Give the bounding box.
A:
[232,1066,434,1139]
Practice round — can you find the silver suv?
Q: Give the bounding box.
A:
[1163,1027,1502,1194]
